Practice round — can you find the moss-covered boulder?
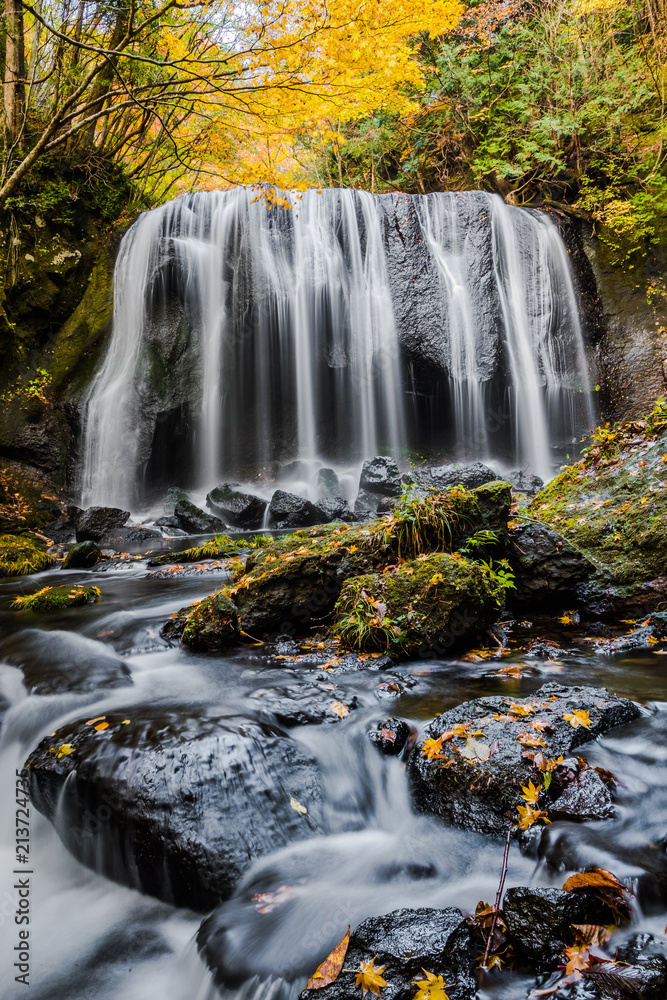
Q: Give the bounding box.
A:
[12,584,100,611]
[62,540,102,569]
[182,592,240,650]
[527,400,667,609]
[167,483,512,649]
[148,534,239,566]
[333,553,506,658]
[0,533,55,576]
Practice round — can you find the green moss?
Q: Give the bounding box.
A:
[333,552,505,657]
[12,584,100,610]
[182,591,240,650]
[0,533,55,576]
[529,403,667,585]
[150,533,239,566]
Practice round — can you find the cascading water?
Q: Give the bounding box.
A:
[80,188,594,508]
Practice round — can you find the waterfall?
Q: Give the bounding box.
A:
[80,188,593,509]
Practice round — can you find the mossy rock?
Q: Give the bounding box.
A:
[182,592,240,650]
[529,405,667,588]
[332,552,505,658]
[0,533,55,576]
[172,483,513,645]
[12,584,100,610]
[62,540,102,569]
[148,534,239,566]
[0,466,63,533]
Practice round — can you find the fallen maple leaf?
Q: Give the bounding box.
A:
[330,700,350,719]
[412,969,452,1000]
[422,736,446,759]
[508,703,536,717]
[94,722,109,731]
[458,737,490,762]
[563,709,592,730]
[355,957,388,996]
[516,803,550,831]
[517,732,547,748]
[290,797,308,815]
[520,779,541,805]
[306,927,350,989]
[48,743,75,758]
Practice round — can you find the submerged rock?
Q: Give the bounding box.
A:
[75,506,130,542]
[508,522,595,606]
[296,908,476,1000]
[268,490,327,529]
[206,484,267,529]
[173,499,225,534]
[26,709,325,910]
[62,539,102,569]
[0,629,132,695]
[359,456,401,497]
[368,717,412,756]
[408,682,639,835]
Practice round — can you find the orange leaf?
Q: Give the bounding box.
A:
[562,868,627,895]
[563,709,592,729]
[330,700,350,719]
[94,722,109,731]
[306,927,350,990]
[517,732,547,748]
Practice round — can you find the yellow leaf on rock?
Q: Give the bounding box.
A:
[563,709,592,729]
[48,743,75,758]
[355,957,387,996]
[520,779,541,805]
[412,968,452,1000]
[290,797,308,815]
[306,927,350,989]
[330,700,350,719]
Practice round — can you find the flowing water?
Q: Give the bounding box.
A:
[80,188,593,509]
[1,551,666,1000]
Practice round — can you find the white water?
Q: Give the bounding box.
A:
[80,188,593,508]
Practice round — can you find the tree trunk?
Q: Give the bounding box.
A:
[4,0,25,143]
[82,1,129,149]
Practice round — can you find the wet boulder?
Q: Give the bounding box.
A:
[317,468,341,497]
[0,629,132,695]
[314,496,352,523]
[62,539,102,569]
[503,886,613,970]
[206,484,267,529]
[505,470,544,495]
[0,533,54,576]
[268,490,327,529]
[100,525,162,549]
[354,488,380,516]
[249,682,358,726]
[26,709,325,910]
[297,908,476,1000]
[425,462,499,491]
[359,456,401,497]
[75,506,130,542]
[369,717,412,756]
[408,683,640,835]
[508,522,595,606]
[173,499,225,534]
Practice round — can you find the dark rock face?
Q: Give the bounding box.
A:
[508,522,595,605]
[268,490,327,529]
[75,506,130,542]
[100,525,162,548]
[206,484,267,529]
[548,767,614,822]
[503,887,613,970]
[62,539,102,569]
[408,683,639,835]
[369,718,411,756]
[424,462,499,491]
[153,515,182,532]
[317,468,341,496]
[0,629,131,696]
[359,456,401,497]
[315,496,352,522]
[297,908,476,1000]
[354,488,380,516]
[505,470,544,495]
[173,499,225,533]
[26,709,325,910]
[249,682,358,726]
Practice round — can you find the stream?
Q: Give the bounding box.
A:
[1,542,666,999]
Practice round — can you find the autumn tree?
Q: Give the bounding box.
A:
[0,0,462,206]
